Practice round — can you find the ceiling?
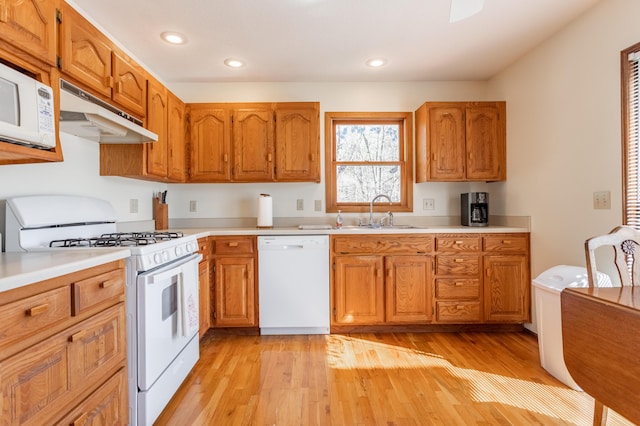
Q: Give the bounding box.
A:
[67,0,602,84]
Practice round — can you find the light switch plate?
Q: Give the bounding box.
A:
[189,200,197,212]
[129,198,138,213]
[296,199,304,211]
[593,191,611,210]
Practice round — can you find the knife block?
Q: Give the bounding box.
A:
[153,197,168,230]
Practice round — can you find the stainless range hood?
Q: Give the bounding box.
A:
[59,79,157,143]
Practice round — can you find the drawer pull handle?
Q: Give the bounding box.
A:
[267,153,273,162]
[228,242,239,247]
[454,258,464,263]
[100,280,115,289]
[455,241,464,244]
[455,282,464,286]
[26,304,48,317]
[71,412,88,426]
[69,330,87,343]
[502,240,512,244]
[457,305,465,310]
[223,154,229,162]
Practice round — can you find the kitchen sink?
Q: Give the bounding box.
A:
[338,224,426,230]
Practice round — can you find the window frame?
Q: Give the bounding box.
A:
[324,111,413,213]
[622,42,640,227]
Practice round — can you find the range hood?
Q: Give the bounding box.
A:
[59,79,157,143]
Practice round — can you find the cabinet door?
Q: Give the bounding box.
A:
[0,0,57,65]
[465,102,506,181]
[198,259,210,337]
[484,255,529,322]
[60,3,112,98]
[333,256,384,325]
[385,255,432,323]
[213,256,256,327]
[232,108,274,181]
[146,78,168,178]
[189,106,231,182]
[112,51,146,117]
[274,103,320,182]
[167,91,186,181]
[427,104,466,181]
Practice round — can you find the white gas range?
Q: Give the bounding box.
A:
[4,195,201,426]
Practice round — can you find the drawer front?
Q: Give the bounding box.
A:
[436,236,480,252]
[435,301,481,322]
[0,286,71,352]
[483,235,528,252]
[333,236,433,254]
[72,268,125,316]
[198,237,210,254]
[435,278,480,299]
[436,255,480,276]
[213,237,255,255]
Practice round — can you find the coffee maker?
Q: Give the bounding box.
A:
[461,192,488,226]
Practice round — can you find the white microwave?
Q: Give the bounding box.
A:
[0,62,56,149]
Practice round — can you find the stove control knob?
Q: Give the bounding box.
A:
[175,246,183,257]
[153,253,162,264]
[186,242,196,252]
[163,251,170,262]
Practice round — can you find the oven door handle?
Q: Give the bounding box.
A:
[147,253,202,284]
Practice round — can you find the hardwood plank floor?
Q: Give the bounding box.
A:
[155,332,634,425]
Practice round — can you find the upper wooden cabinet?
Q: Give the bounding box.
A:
[415,101,506,182]
[0,0,58,66]
[187,102,320,183]
[59,2,146,117]
[188,105,232,182]
[100,77,185,182]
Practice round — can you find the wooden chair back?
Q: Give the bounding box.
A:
[585,225,640,288]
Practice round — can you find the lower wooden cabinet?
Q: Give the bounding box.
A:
[210,236,258,328]
[0,260,128,425]
[331,232,530,328]
[331,236,433,326]
[197,237,211,338]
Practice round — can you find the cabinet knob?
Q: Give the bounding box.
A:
[228,242,239,247]
[69,330,87,343]
[71,412,88,426]
[454,258,464,263]
[26,303,48,317]
[100,280,115,289]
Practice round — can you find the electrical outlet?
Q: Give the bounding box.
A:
[593,191,611,210]
[314,200,322,211]
[296,199,304,211]
[423,198,435,210]
[189,200,197,212]
[129,198,138,213]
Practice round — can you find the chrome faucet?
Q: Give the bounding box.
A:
[369,194,392,226]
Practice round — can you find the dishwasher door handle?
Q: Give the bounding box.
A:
[280,245,305,250]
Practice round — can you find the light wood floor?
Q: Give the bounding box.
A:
[156,332,634,425]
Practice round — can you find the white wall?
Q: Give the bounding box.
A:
[488,0,640,277]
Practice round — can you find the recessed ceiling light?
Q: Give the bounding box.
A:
[224,58,245,68]
[160,31,187,45]
[366,58,388,68]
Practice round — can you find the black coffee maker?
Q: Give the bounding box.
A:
[461,192,488,226]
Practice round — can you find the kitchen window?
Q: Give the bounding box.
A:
[324,112,413,213]
[623,42,640,227]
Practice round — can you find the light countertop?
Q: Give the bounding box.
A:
[0,249,130,293]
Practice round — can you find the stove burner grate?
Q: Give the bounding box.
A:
[49,231,184,248]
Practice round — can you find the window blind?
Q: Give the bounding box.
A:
[624,48,640,227]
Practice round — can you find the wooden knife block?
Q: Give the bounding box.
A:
[153,197,168,230]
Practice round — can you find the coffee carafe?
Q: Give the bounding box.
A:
[461,192,488,226]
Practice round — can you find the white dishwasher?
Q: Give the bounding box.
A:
[258,235,330,335]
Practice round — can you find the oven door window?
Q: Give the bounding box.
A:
[136,254,200,390]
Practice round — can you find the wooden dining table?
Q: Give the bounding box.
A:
[561,286,640,424]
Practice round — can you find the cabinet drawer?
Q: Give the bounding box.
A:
[212,237,255,255]
[333,236,433,254]
[435,279,480,299]
[0,286,71,352]
[72,268,125,315]
[436,255,480,276]
[483,235,528,252]
[435,301,481,322]
[56,368,128,426]
[435,236,480,252]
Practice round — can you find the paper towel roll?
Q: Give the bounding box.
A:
[257,194,273,228]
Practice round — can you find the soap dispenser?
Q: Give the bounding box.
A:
[336,210,343,229]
